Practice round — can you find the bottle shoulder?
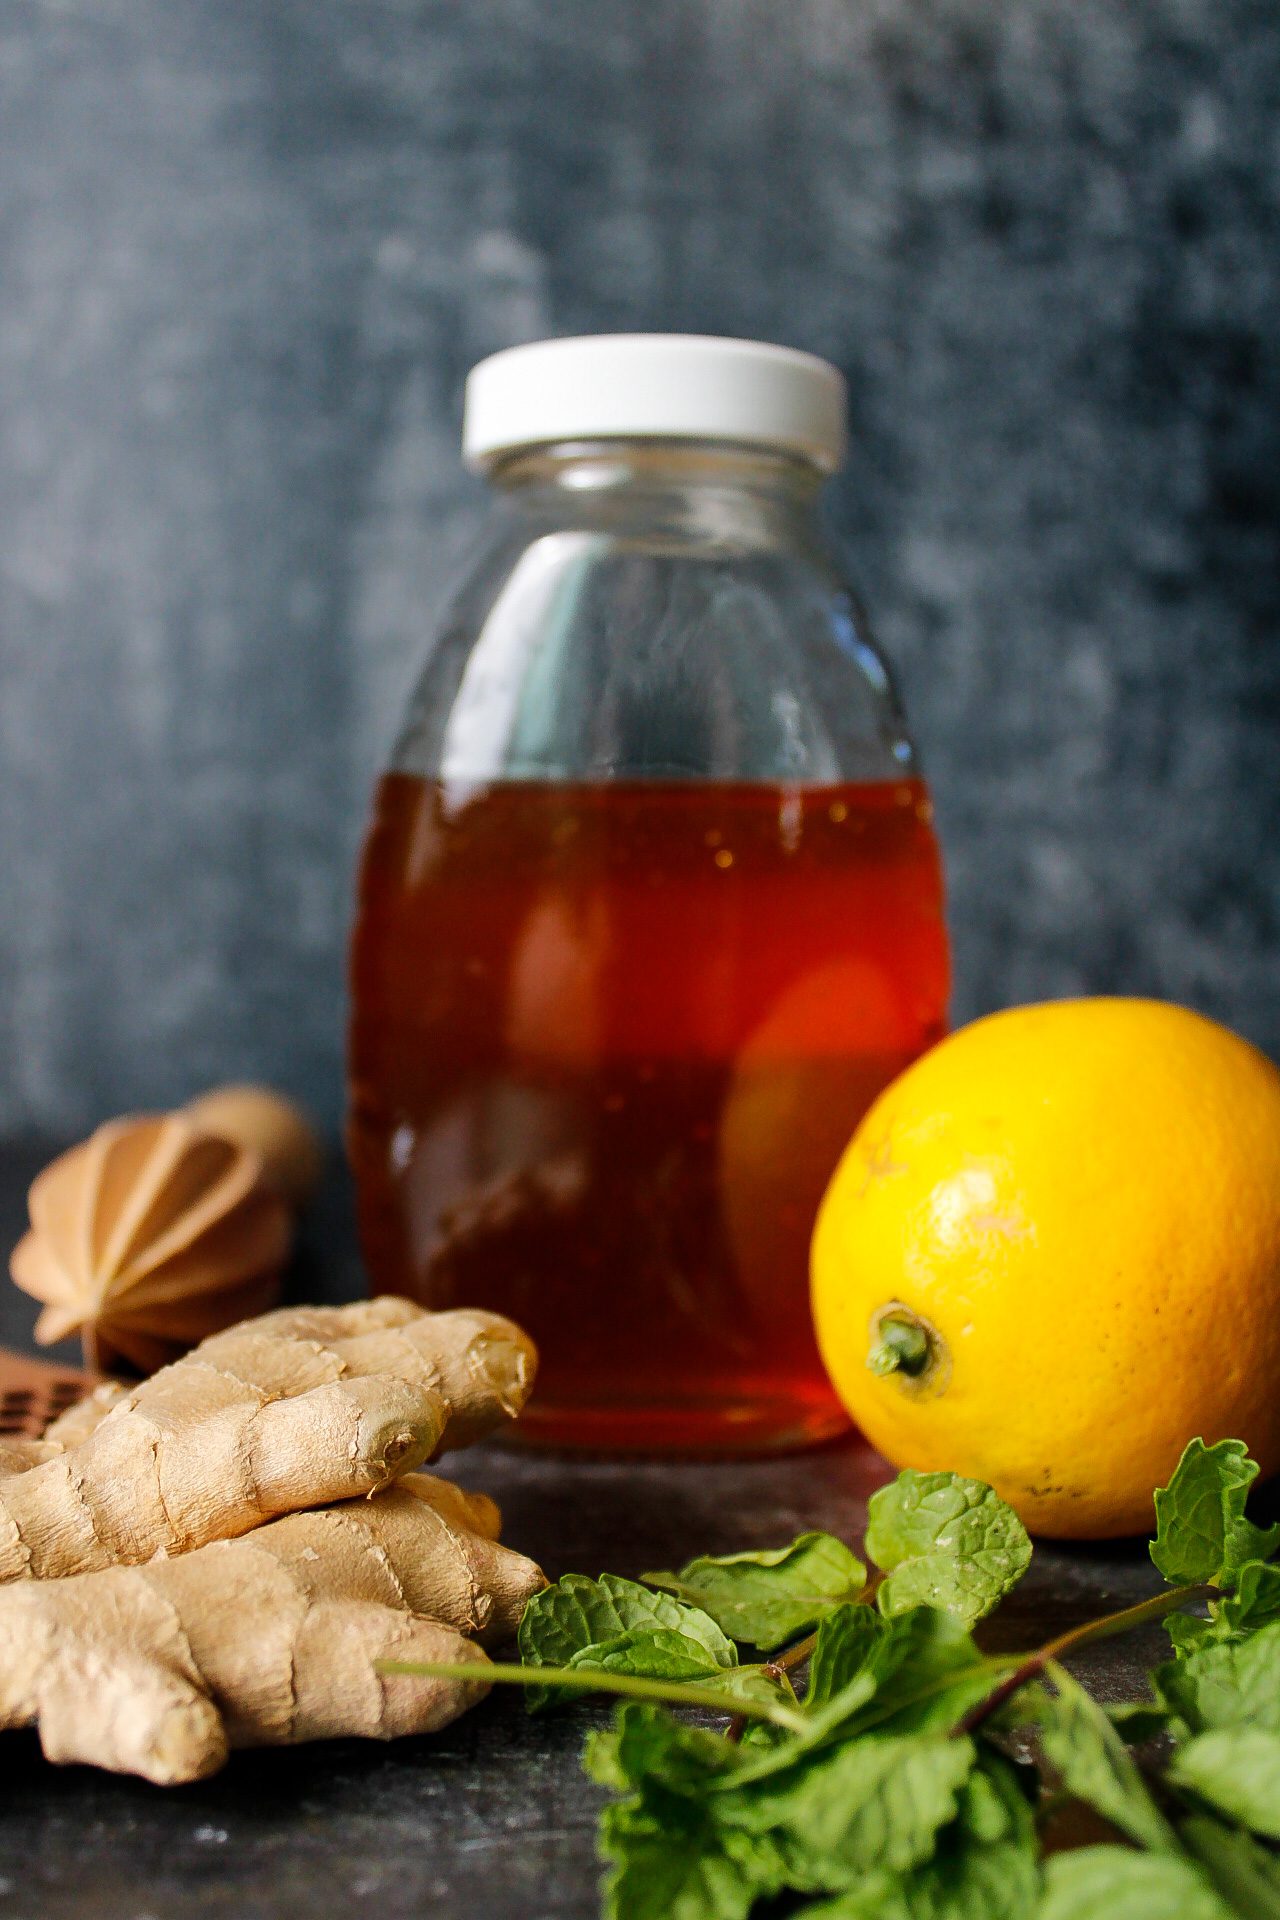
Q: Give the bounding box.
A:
[388,515,915,785]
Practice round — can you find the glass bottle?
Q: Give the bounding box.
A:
[348,335,949,1452]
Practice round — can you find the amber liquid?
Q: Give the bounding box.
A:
[348,775,949,1451]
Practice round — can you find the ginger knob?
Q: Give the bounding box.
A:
[8,1086,323,1375]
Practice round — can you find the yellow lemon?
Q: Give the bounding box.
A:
[810,998,1280,1537]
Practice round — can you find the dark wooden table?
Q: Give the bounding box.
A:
[0,1145,1167,1920]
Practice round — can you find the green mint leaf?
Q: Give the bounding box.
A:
[689,1682,886,1801]
[920,1757,1041,1918]
[1168,1728,1280,1839]
[794,1608,984,1756]
[584,1701,744,1799]
[588,1704,786,1920]
[521,1571,736,1668]
[712,1731,976,1889]
[867,1668,1002,1742]
[1180,1813,1280,1920]
[565,1628,731,1684]
[1150,1438,1280,1586]
[583,1726,631,1793]
[1156,1619,1280,1736]
[806,1603,888,1711]
[1027,1666,1177,1852]
[598,1788,783,1920]
[1039,1847,1235,1920]
[801,1604,993,1743]
[642,1534,866,1651]
[1218,1561,1280,1636]
[773,1608,979,1763]
[798,1843,1038,1920]
[519,1572,736,1710]
[1166,1611,1216,1656]
[865,1471,1032,1625]
[1170,1562,1280,1659]
[587,1704,1015,1919]
[797,1760,1041,1918]
[587,1704,744,1789]
[959,1756,1035,1845]
[806,1838,1039,1920]
[858,1605,976,1696]
[774,1874,903,1918]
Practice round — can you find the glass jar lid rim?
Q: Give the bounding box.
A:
[463,334,848,476]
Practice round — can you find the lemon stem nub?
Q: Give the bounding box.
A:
[867,1315,931,1378]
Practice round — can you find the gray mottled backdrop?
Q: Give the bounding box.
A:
[1,0,1278,1137]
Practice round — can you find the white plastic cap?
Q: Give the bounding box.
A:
[462,334,848,475]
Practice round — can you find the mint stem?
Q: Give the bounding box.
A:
[377,1659,809,1732]
[774,1631,819,1674]
[953,1579,1214,1738]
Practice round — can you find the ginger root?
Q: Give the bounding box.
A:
[0,1297,547,1780]
[0,1472,546,1782]
[0,1296,536,1580]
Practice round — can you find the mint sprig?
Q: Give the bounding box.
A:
[641,1533,867,1650]
[381,1441,1280,1920]
[864,1468,1032,1625]
[1151,1439,1280,1586]
[518,1572,737,1710]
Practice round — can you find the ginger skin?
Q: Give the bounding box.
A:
[0,1297,536,1581]
[0,1473,546,1782]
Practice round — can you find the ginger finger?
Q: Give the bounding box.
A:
[0,1440,60,1476]
[226,1297,422,1343]
[0,1385,128,1479]
[322,1312,535,1449]
[37,1648,228,1780]
[341,1477,542,1638]
[41,1380,130,1449]
[283,1601,489,1748]
[0,1298,537,1580]
[197,1299,535,1449]
[0,1478,544,1783]
[401,1470,502,1541]
[0,1373,441,1579]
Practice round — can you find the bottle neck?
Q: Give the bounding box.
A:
[486,438,829,553]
